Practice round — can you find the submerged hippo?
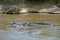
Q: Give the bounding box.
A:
[8,22,33,29]
[9,23,20,28]
[36,22,53,25]
[29,22,37,25]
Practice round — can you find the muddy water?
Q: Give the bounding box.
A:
[0,13,60,40]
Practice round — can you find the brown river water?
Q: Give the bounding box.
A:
[0,13,60,40]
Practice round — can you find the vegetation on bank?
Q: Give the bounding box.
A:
[0,0,60,5]
[0,0,60,14]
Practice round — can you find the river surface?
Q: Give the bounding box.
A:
[0,13,60,40]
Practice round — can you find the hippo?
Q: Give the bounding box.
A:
[36,22,53,25]
[9,23,20,28]
[8,22,32,29]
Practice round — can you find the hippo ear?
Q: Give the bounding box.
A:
[13,23,16,24]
